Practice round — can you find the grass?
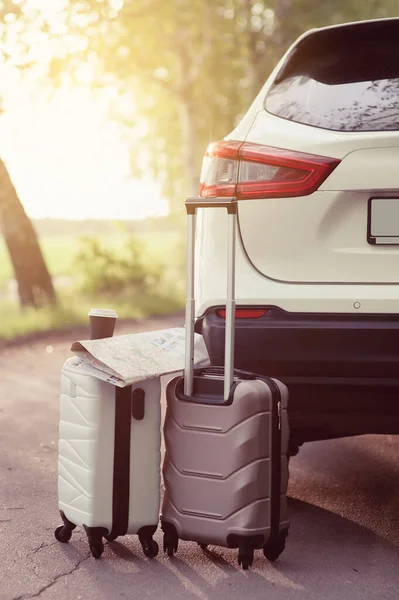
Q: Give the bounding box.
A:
[0,290,184,341]
[0,235,76,288]
[0,230,182,289]
[0,227,185,340]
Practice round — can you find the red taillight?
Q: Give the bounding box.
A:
[200,141,340,199]
[216,308,268,319]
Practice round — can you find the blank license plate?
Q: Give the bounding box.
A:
[368,198,399,245]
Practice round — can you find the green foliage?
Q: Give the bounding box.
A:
[0,227,185,340]
[3,1,399,214]
[48,0,399,215]
[72,234,163,296]
[0,227,183,288]
[0,289,183,340]
[0,223,185,339]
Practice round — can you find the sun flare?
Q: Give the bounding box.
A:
[0,69,167,221]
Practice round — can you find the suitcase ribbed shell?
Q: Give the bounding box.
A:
[58,358,161,533]
[162,376,289,547]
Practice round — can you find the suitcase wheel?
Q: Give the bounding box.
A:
[141,538,159,559]
[237,547,254,571]
[54,525,72,544]
[161,522,179,557]
[164,538,178,557]
[90,541,104,559]
[55,511,76,544]
[83,526,107,559]
[263,529,288,562]
[198,543,208,551]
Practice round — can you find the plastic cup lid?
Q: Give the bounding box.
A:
[88,308,118,318]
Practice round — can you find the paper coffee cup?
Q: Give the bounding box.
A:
[88,308,118,339]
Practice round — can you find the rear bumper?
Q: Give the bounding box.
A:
[197,307,399,442]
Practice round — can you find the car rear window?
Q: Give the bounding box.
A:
[265,22,399,132]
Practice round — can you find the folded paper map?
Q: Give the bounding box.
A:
[68,327,210,387]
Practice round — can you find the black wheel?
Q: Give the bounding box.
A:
[105,534,118,542]
[161,521,179,557]
[90,542,104,559]
[263,531,287,562]
[54,525,72,544]
[241,558,250,570]
[163,534,178,557]
[198,543,208,550]
[237,548,254,570]
[166,545,175,557]
[141,538,159,559]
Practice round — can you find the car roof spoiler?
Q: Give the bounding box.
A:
[274,18,399,84]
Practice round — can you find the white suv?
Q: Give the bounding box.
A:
[194,18,399,453]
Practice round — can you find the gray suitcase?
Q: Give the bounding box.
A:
[161,197,290,570]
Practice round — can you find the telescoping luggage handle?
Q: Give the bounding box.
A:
[184,197,238,401]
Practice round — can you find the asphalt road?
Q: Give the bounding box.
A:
[1,315,398,600]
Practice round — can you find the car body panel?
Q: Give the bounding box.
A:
[195,206,399,316]
[196,18,399,442]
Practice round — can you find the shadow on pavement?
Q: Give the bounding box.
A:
[289,435,399,546]
[62,496,399,600]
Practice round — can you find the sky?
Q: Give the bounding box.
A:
[0,67,168,221]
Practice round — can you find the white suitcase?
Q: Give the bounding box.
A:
[54,357,161,559]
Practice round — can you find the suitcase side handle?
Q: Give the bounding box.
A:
[184,197,238,401]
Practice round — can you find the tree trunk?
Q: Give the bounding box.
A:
[0,158,57,309]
